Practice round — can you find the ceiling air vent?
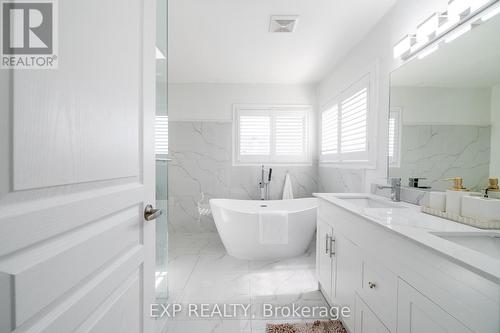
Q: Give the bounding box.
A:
[269,15,299,33]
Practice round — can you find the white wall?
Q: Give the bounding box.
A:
[491,85,500,176]
[316,0,450,192]
[391,87,492,125]
[169,83,316,121]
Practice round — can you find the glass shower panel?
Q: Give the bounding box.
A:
[155,0,168,300]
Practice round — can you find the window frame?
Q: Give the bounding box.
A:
[319,72,378,169]
[233,104,312,166]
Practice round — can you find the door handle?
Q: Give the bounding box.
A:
[144,204,163,221]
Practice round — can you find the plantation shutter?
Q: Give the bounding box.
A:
[389,109,401,167]
[275,114,306,156]
[234,107,310,164]
[320,74,373,164]
[239,115,271,156]
[155,115,168,155]
[340,88,368,154]
[321,106,338,155]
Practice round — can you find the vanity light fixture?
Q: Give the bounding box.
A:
[417,13,442,42]
[447,0,471,20]
[393,35,416,59]
[482,5,500,20]
[412,13,445,52]
[417,45,439,60]
[444,23,472,43]
[470,0,497,12]
[393,0,499,60]
[437,11,461,35]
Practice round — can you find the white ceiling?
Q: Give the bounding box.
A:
[168,0,397,84]
[391,13,500,88]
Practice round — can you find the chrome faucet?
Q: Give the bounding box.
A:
[259,165,273,200]
[377,178,402,202]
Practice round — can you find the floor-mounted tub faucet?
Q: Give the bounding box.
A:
[259,165,273,200]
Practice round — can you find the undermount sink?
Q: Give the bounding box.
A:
[338,196,404,209]
[432,232,500,258]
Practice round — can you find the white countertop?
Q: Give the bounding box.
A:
[313,193,500,284]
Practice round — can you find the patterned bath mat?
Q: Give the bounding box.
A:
[266,320,347,333]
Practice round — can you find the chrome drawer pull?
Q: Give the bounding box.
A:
[368,282,377,289]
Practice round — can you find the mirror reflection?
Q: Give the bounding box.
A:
[389,14,500,192]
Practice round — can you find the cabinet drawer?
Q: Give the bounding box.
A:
[359,258,397,332]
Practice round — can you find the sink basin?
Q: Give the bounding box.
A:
[432,232,500,258]
[338,197,403,209]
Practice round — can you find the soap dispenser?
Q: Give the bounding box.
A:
[444,177,471,215]
[485,178,500,199]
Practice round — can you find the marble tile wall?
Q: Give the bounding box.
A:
[390,125,491,192]
[317,167,364,193]
[168,121,319,233]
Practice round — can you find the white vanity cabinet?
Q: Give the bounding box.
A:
[397,279,472,333]
[334,234,360,331]
[317,218,336,300]
[317,215,362,332]
[355,295,390,333]
[315,195,500,333]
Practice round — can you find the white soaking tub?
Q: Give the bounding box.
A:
[209,198,318,260]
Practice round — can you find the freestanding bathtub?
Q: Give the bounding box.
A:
[210,198,318,260]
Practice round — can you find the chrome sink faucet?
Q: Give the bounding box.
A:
[259,165,273,200]
[377,178,402,202]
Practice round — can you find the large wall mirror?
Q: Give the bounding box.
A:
[389,13,500,192]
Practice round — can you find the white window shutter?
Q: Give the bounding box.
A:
[239,115,271,156]
[155,115,168,155]
[340,88,368,154]
[321,106,338,156]
[320,73,375,166]
[234,107,311,165]
[275,115,305,156]
[389,108,401,167]
[388,118,396,158]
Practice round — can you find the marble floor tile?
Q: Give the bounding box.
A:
[167,254,199,292]
[164,319,251,333]
[165,232,321,333]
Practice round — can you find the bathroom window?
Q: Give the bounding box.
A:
[320,74,376,167]
[388,108,401,167]
[155,115,169,155]
[233,105,311,165]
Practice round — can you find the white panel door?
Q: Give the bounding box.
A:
[0,0,157,332]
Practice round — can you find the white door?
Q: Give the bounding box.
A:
[0,0,157,332]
